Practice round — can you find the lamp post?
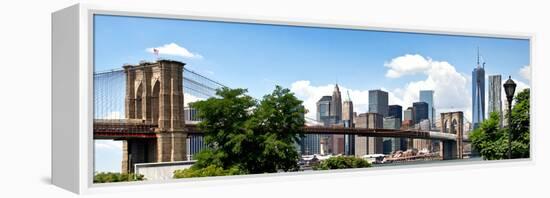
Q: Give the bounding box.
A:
[503,76,516,159]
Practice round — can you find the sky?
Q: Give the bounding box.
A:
[93,14,530,173]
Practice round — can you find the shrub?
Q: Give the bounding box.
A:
[173,165,243,178]
[93,172,145,183]
[313,156,372,170]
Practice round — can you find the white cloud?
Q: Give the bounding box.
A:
[100,111,123,119]
[291,81,334,119]
[290,54,471,121]
[290,80,370,119]
[385,54,471,121]
[95,140,122,150]
[519,65,531,82]
[515,79,530,92]
[146,43,203,59]
[290,54,527,125]
[384,54,432,78]
[387,57,531,123]
[184,93,205,107]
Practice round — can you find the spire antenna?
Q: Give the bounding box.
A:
[482,54,486,69]
[477,47,480,67]
[347,90,351,101]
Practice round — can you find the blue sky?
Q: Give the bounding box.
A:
[93,14,530,172]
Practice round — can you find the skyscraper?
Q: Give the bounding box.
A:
[413,119,433,151]
[367,89,388,154]
[342,91,355,155]
[488,75,502,127]
[472,50,486,129]
[368,90,388,117]
[301,134,320,155]
[316,96,333,125]
[383,117,402,154]
[342,101,354,127]
[413,102,429,125]
[355,113,383,156]
[388,105,403,121]
[404,107,414,121]
[330,84,342,122]
[329,85,343,154]
[302,95,334,155]
[386,105,405,152]
[401,107,414,150]
[419,90,435,127]
[294,105,306,155]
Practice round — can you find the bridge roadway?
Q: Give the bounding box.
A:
[93,120,460,141]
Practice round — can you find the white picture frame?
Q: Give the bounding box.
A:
[52,3,533,194]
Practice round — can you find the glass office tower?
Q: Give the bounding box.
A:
[472,56,486,129]
[419,90,434,127]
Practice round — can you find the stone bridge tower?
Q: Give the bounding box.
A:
[121,60,187,173]
[440,111,464,159]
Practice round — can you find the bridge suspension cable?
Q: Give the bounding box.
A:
[94,70,125,120]
[93,67,227,120]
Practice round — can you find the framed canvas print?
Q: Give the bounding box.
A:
[52,3,532,194]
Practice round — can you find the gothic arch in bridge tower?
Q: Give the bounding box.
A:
[439,111,464,160]
[451,119,458,134]
[121,60,188,173]
[443,120,449,133]
[135,83,143,120]
[151,80,160,125]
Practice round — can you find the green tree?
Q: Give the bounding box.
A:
[470,89,530,160]
[189,87,256,171]
[246,86,305,173]
[509,88,530,158]
[174,86,305,178]
[469,112,508,160]
[313,156,372,170]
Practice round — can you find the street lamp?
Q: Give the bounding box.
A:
[503,76,516,159]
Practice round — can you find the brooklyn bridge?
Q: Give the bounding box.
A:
[94,60,466,173]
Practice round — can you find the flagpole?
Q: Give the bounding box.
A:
[153,48,159,61]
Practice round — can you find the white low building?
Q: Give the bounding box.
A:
[134,160,196,181]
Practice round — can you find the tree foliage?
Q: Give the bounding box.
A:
[470,89,530,160]
[313,156,372,170]
[469,112,508,160]
[93,172,145,183]
[246,86,306,173]
[175,86,305,178]
[189,87,256,171]
[173,164,242,178]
